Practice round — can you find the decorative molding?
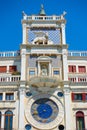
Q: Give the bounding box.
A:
[73,108,87,111]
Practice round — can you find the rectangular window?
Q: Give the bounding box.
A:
[53,70,60,75]
[78,66,86,73]
[0,66,7,73]
[29,70,35,75]
[74,94,82,100]
[6,93,14,100]
[72,93,87,101]
[9,66,17,72]
[68,65,76,73]
[0,93,3,101]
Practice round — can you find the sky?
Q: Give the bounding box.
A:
[0,0,87,51]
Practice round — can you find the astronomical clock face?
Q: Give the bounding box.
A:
[31,98,58,123]
[25,94,64,130]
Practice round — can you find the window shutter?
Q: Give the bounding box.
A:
[68,66,71,72]
[82,93,86,101]
[9,66,17,72]
[73,66,76,72]
[0,66,7,73]
[71,93,74,101]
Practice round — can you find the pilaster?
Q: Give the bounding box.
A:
[49,62,51,76]
[7,65,9,73]
[21,48,26,81]
[3,92,5,101]
[22,24,27,44]
[62,49,68,81]
[64,86,71,130]
[18,86,25,130]
[84,111,87,130]
[76,65,78,73]
[1,111,4,129]
[61,23,66,45]
[14,91,19,129]
[38,61,40,76]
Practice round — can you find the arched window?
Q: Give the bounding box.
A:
[4,111,13,130]
[0,111,2,128]
[76,111,85,130]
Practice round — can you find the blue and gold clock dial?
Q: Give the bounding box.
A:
[31,98,58,123]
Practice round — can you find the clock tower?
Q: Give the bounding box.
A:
[19,5,71,130]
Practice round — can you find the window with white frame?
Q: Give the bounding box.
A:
[29,70,35,75]
[29,68,36,76]
[0,93,3,101]
[6,93,14,100]
[53,68,60,76]
[53,70,60,75]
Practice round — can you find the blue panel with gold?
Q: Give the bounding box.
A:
[27,28,61,44]
[31,98,58,123]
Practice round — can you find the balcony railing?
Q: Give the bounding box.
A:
[0,51,87,57]
[23,15,64,21]
[0,75,20,82]
[68,77,87,83]
[0,51,20,57]
[68,51,87,57]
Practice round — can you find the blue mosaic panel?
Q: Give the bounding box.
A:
[28,29,61,44]
[28,55,38,67]
[51,56,62,68]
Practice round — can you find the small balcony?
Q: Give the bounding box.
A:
[29,76,60,88]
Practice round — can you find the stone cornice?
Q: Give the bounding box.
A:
[71,88,87,92]
[73,108,87,111]
[0,81,20,86]
[20,44,68,49]
[70,82,87,86]
[0,56,21,61]
[22,19,66,25]
[68,56,87,60]
[0,87,19,91]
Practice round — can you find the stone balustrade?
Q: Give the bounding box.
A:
[0,51,20,57]
[23,15,63,21]
[68,51,87,57]
[0,50,87,57]
[0,75,20,82]
[68,76,87,82]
